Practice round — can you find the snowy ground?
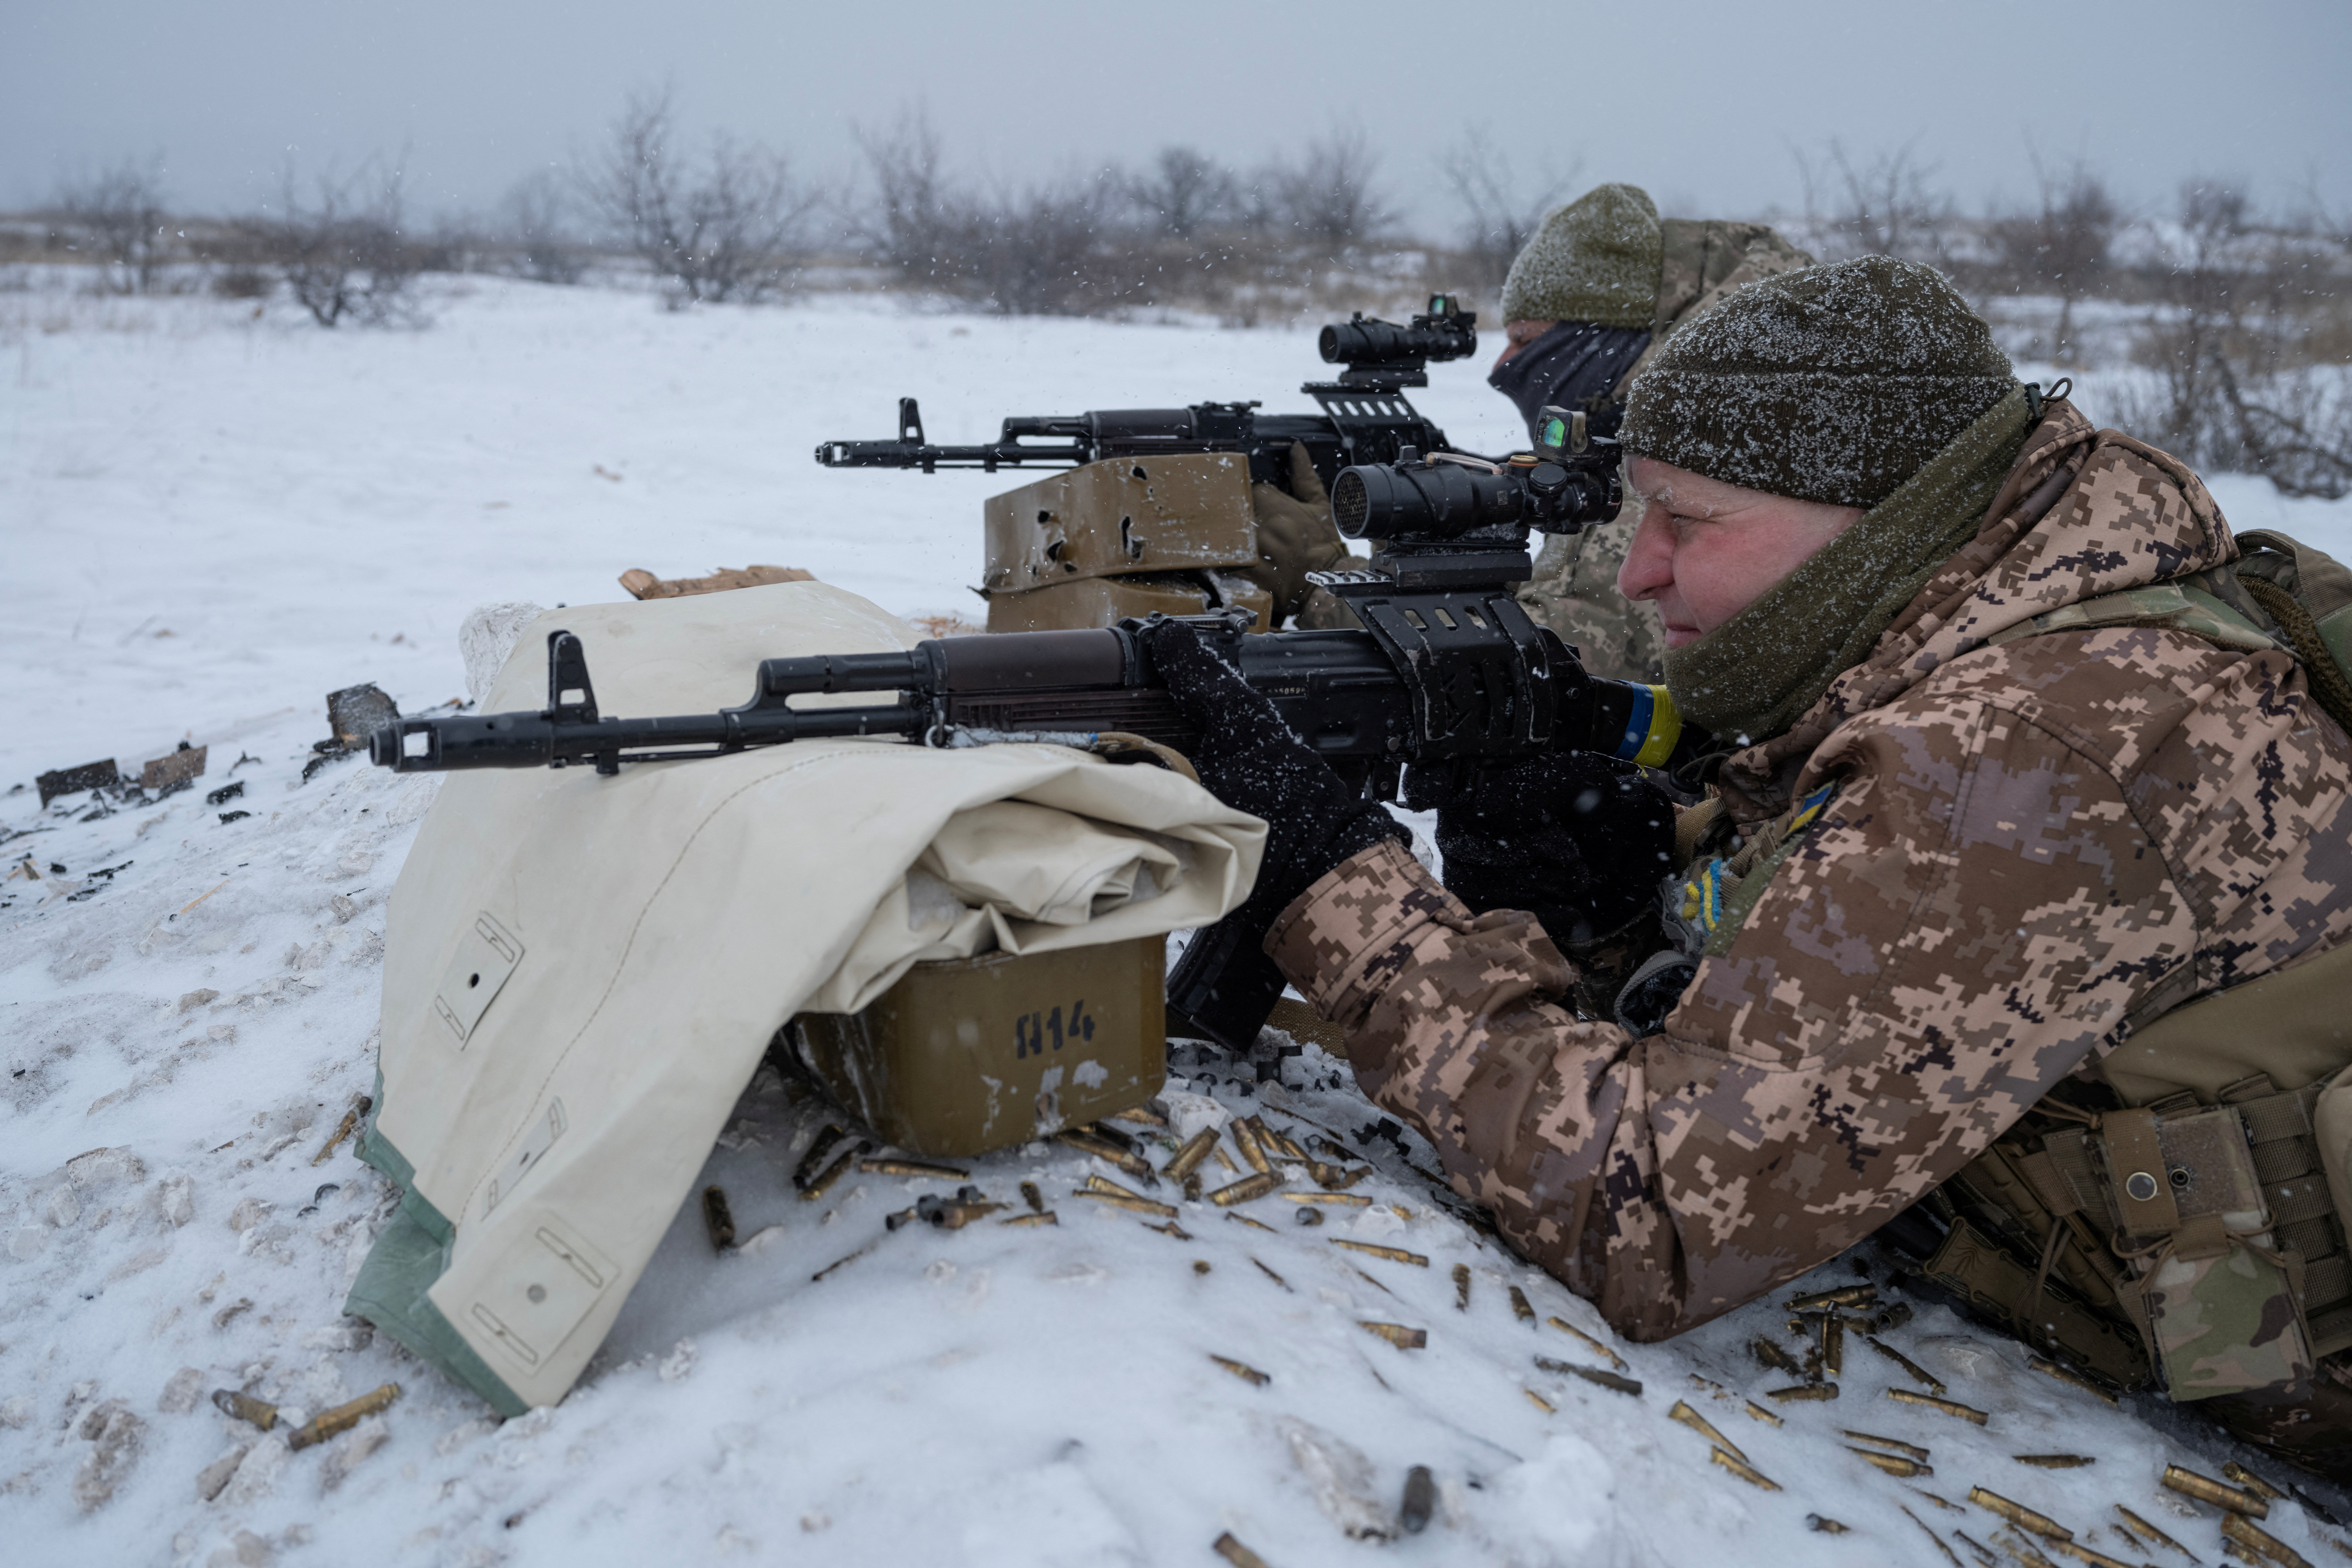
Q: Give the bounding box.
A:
[8,276,2352,1567]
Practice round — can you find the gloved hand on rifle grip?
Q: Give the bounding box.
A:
[1141,617,1408,1049]
[1434,751,1675,953]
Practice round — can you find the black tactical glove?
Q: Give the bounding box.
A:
[1435,749,1675,952]
[1142,617,1408,1049]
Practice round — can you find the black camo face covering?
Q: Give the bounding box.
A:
[1487,320,1653,445]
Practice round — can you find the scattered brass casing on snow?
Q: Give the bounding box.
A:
[799,1143,866,1201]
[2026,1355,2118,1406]
[1229,1118,1271,1175]
[1850,1448,1933,1478]
[1545,1317,1628,1372]
[2164,1464,2270,1517]
[1750,1336,1803,1376]
[1842,1430,1930,1461]
[212,1389,277,1431]
[1967,1487,2073,1541]
[1001,1211,1058,1227]
[1766,1383,1838,1403]
[1207,1172,1281,1206]
[1209,1355,1268,1387]
[2014,1455,2095,1470]
[701,1185,736,1250]
[1508,1285,1535,1323]
[1283,1192,1370,1205]
[1212,1532,1272,1568]
[1453,1263,1471,1311]
[1668,1400,1747,1465]
[791,1125,846,1190]
[1788,1284,1878,1311]
[2111,1506,2189,1558]
[287,1383,400,1451]
[1331,1240,1427,1267]
[859,1157,970,1180]
[2224,1462,2288,1502]
[1359,1321,1427,1350]
[1020,1180,1045,1213]
[1163,1129,1219,1182]
[1073,1190,1177,1219]
[1711,1448,1780,1490]
[1524,1388,1555,1414]
[1889,1389,1989,1425]
[1865,1334,1947,1394]
[2221,1512,2313,1568]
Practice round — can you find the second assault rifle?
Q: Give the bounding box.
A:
[813,294,1479,490]
[374,410,1700,1048]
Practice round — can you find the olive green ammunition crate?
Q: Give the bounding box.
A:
[789,935,1167,1158]
[982,453,1257,593]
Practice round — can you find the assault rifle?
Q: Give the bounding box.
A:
[373,410,1701,1048]
[813,294,1479,490]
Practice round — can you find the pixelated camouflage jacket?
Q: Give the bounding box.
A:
[1519,220,1815,682]
[1269,398,2352,1341]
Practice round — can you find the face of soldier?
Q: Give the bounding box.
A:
[1617,458,1866,648]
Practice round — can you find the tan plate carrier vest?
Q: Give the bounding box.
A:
[1918,530,2352,1403]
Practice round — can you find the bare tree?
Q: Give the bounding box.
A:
[500,169,585,285]
[1440,125,1580,291]
[1129,146,1237,240]
[1795,138,1955,265]
[55,156,171,293]
[1988,156,2121,364]
[583,88,817,305]
[245,159,423,328]
[853,106,962,283]
[1270,125,1393,255]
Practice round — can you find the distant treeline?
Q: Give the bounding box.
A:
[7,97,2350,495]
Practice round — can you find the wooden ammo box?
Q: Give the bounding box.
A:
[788,936,1166,1158]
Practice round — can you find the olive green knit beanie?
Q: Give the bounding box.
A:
[1618,255,2015,508]
[1498,183,1662,329]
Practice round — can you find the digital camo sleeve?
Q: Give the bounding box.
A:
[1266,697,2204,1341]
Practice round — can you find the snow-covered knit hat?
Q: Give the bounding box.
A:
[1497,184,1662,329]
[1618,255,2015,508]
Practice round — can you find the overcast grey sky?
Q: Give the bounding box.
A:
[6,0,2348,231]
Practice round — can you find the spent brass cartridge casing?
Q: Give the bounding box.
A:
[1901,1504,1968,1568]
[1809,1516,1852,1534]
[2013,1455,2095,1470]
[792,1125,847,1190]
[1020,1180,1045,1214]
[860,1157,971,1181]
[1889,1388,1990,1424]
[1874,1301,1916,1332]
[799,1143,865,1201]
[1751,1336,1804,1376]
[1294,1207,1323,1227]
[1669,1400,1748,1465]
[1850,1448,1934,1478]
[1057,1132,1157,1184]
[1111,1103,1168,1128]
[1822,1312,1844,1377]
[1711,1447,1781,1490]
[1080,1119,1136,1153]
[922,1199,1004,1230]
[1842,1430,1931,1461]
[1194,1259,1210,1274]
[1545,1317,1629,1372]
[1072,1190,1177,1219]
[1082,1173,1153,1202]
[1399,1465,1436,1535]
[1282,1191,1371,1206]
[1183,1172,1203,1202]
[1866,1335,1948,1394]
[1453,1263,1471,1311]
[1208,1172,1281,1206]
[1349,1265,1396,1297]
[1952,1529,2000,1566]
[2049,1540,2139,1568]
[1163,1129,1219,1182]
[1229,1119,1271,1175]
[810,1242,874,1281]
[1225,1212,1276,1233]
[1212,1146,1239,1174]
[1210,1355,1269,1387]
[1000,1211,1058,1227]
[1789,1284,1880,1311]
[2224,1462,2287,1502]
[1559,1363,1643,1397]
[1266,1128,1311,1165]
[884,1204,923,1232]
[2111,1506,2190,1559]
[312,1100,366,1166]
[1310,1161,1370,1191]
[1251,1257,1291,1291]
[1968,1487,2073,1541]
[1360,1321,1427,1350]
[1330,1240,1428,1267]
[2221,1513,2312,1568]
[1147,1220,1194,1240]
[212,1388,278,1430]
[701,1185,736,1250]
[1212,1532,1272,1568]
[1524,1388,1555,1414]
[1509,1285,1535,1323]
[1745,1402,1784,1426]
[1767,1383,1839,1402]
[287,1383,400,1451]
[2026,1356,2118,1407]
[2163,1465,2269,1517]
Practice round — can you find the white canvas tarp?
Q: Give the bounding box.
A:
[350,581,1262,1411]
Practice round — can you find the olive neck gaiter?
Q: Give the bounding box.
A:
[1662,382,2034,747]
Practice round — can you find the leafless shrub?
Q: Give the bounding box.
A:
[853,107,963,285]
[500,170,585,285]
[54,156,171,293]
[584,89,816,305]
[1440,126,1579,295]
[1268,126,1393,256]
[1795,137,1955,266]
[1129,147,1239,240]
[2118,181,2352,498]
[243,160,425,328]
[1987,158,2121,365]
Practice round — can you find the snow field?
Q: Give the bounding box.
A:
[6,277,2352,1566]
